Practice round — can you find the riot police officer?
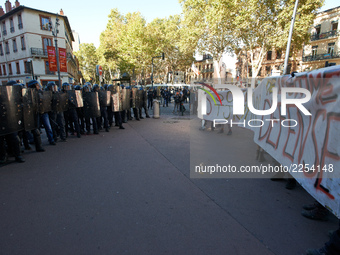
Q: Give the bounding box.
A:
[62,82,81,138]
[140,87,150,118]
[27,79,56,145]
[107,84,124,129]
[45,81,67,142]
[82,84,99,134]
[0,80,25,163]
[92,84,109,132]
[74,85,86,135]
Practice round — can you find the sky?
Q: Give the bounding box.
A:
[11,0,340,49]
[15,0,183,48]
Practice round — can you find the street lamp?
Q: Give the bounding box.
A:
[151,53,165,88]
[49,14,62,88]
[283,0,299,75]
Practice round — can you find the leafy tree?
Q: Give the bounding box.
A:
[180,0,323,83]
[233,0,323,82]
[100,9,152,84]
[180,0,237,80]
[74,43,99,83]
[146,15,195,84]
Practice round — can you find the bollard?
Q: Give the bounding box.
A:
[153,100,160,118]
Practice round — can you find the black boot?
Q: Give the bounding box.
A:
[32,129,45,152]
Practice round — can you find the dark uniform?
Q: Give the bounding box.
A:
[93,84,109,132]
[0,81,25,163]
[139,87,150,118]
[46,81,67,142]
[63,82,81,138]
[83,84,99,135]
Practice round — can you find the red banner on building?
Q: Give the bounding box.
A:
[59,48,67,73]
[47,46,57,72]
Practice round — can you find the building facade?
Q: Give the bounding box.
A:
[0,0,79,86]
[236,5,339,82]
[302,6,340,70]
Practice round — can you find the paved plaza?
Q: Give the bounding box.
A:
[0,101,338,255]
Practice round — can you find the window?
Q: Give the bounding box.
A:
[24,61,28,73]
[267,51,272,60]
[20,36,25,50]
[40,15,51,30]
[276,50,282,59]
[12,39,17,52]
[332,22,338,31]
[2,65,6,75]
[8,63,12,75]
[328,43,335,56]
[0,43,3,56]
[315,25,321,35]
[16,62,20,74]
[5,41,9,54]
[312,46,318,58]
[10,18,14,33]
[2,21,6,36]
[0,65,2,76]
[18,14,23,29]
[42,37,52,53]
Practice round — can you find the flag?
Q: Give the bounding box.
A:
[191,62,200,76]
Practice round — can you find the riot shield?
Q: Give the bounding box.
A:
[137,90,143,108]
[68,90,83,108]
[99,91,111,107]
[0,85,24,135]
[123,88,131,110]
[58,92,69,112]
[38,91,52,113]
[131,88,137,108]
[112,93,121,112]
[142,90,147,108]
[121,89,127,111]
[75,90,84,108]
[83,92,100,118]
[118,88,123,111]
[52,92,69,112]
[22,88,38,131]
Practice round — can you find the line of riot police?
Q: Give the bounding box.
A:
[0,80,150,165]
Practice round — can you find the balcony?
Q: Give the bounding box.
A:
[310,30,338,41]
[201,68,214,73]
[31,47,47,57]
[302,52,340,62]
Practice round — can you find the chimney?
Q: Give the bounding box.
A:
[0,6,5,16]
[59,9,64,15]
[5,0,12,13]
[15,0,19,8]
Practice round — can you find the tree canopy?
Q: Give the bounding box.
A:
[74,0,324,83]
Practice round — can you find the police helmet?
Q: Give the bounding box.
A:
[107,84,114,93]
[92,84,100,92]
[74,85,81,90]
[27,80,42,90]
[7,80,18,85]
[45,81,56,91]
[62,82,71,91]
[82,84,90,92]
